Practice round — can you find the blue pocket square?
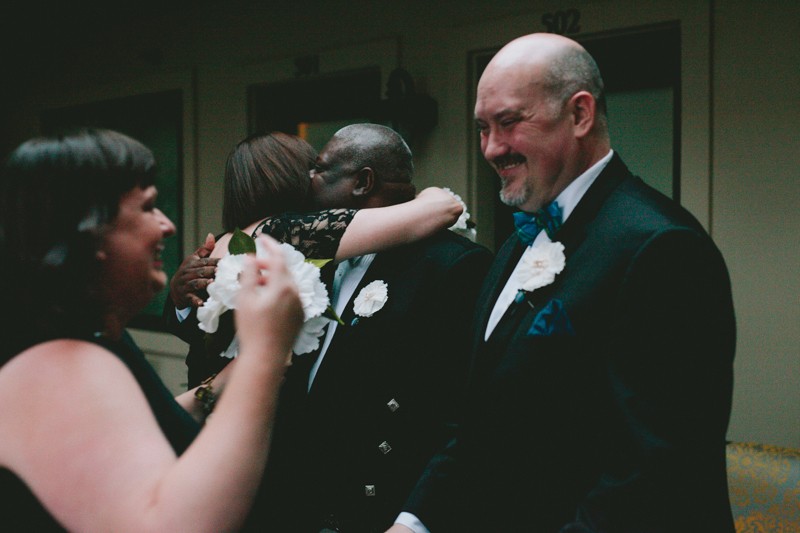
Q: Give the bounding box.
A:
[527,299,575,336]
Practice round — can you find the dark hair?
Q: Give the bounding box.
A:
[222,132,316,232]
[0,128,156,357]
[333,123,414,183]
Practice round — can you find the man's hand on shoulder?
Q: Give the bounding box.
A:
[170,233,219,309]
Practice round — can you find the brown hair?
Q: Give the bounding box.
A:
[222,132,317,231]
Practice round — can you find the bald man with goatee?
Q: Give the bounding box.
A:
[390,33,736,533]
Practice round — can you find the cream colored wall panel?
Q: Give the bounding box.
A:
[712,0,800,448]
[144,353,189,397]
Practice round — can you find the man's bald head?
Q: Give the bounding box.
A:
[480,33,607,129]
[309,123,416,210]
[330,123,413,184]
[474,33,610,211]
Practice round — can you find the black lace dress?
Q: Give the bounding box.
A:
[0,331,201,531]
[251,208,356,261]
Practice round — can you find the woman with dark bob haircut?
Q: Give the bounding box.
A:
[0,128,304,532]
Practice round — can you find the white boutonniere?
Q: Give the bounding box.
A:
[197,229,336,357]
[351,280,389,325]
[514,240,566,293]
[443,187,477,241]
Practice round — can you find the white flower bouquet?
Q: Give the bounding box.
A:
[197,229,338,357]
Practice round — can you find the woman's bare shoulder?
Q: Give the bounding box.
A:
[0,339,129,462]
[211,232,233,258]
[1,338,103,374]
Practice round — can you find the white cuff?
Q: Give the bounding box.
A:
[175,306,191,322]
[395,512,431,533]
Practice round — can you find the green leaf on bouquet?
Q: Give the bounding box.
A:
[229,227,256,255]
[323,304,345,326]
[306,257,333,269]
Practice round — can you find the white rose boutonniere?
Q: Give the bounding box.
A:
[352,280,389,325]
[197,229,334,357]
[514,240,566,293]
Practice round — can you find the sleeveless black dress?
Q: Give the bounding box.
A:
[0,330,201,531]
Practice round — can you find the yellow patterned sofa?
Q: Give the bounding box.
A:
[727,441,800,532]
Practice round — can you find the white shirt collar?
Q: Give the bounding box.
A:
[551,149,613,223]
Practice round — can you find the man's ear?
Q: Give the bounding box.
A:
[570,91,596,138]
[352,167,375,197]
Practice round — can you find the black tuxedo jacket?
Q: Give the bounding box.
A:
[244,230,492,533]
[404,154,736,532]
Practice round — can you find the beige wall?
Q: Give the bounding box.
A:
[712,0,800,447]
[4,0,798,448]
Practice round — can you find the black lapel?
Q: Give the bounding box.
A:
[307,247,406,394]
[552,153,630,255]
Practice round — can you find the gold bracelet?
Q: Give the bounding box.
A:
[194,373,218,416]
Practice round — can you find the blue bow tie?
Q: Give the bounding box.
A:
[513,202,563,245]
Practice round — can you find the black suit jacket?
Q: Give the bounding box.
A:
[404,154,736,532]
[163,229,242,389]
[246,230,493,533]
[164,305,230,388]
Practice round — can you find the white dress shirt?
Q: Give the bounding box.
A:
[176,305,191,322]
[307,253,376,391]
[394,149,613,533]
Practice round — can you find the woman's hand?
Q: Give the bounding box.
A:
[415,186,464,222]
